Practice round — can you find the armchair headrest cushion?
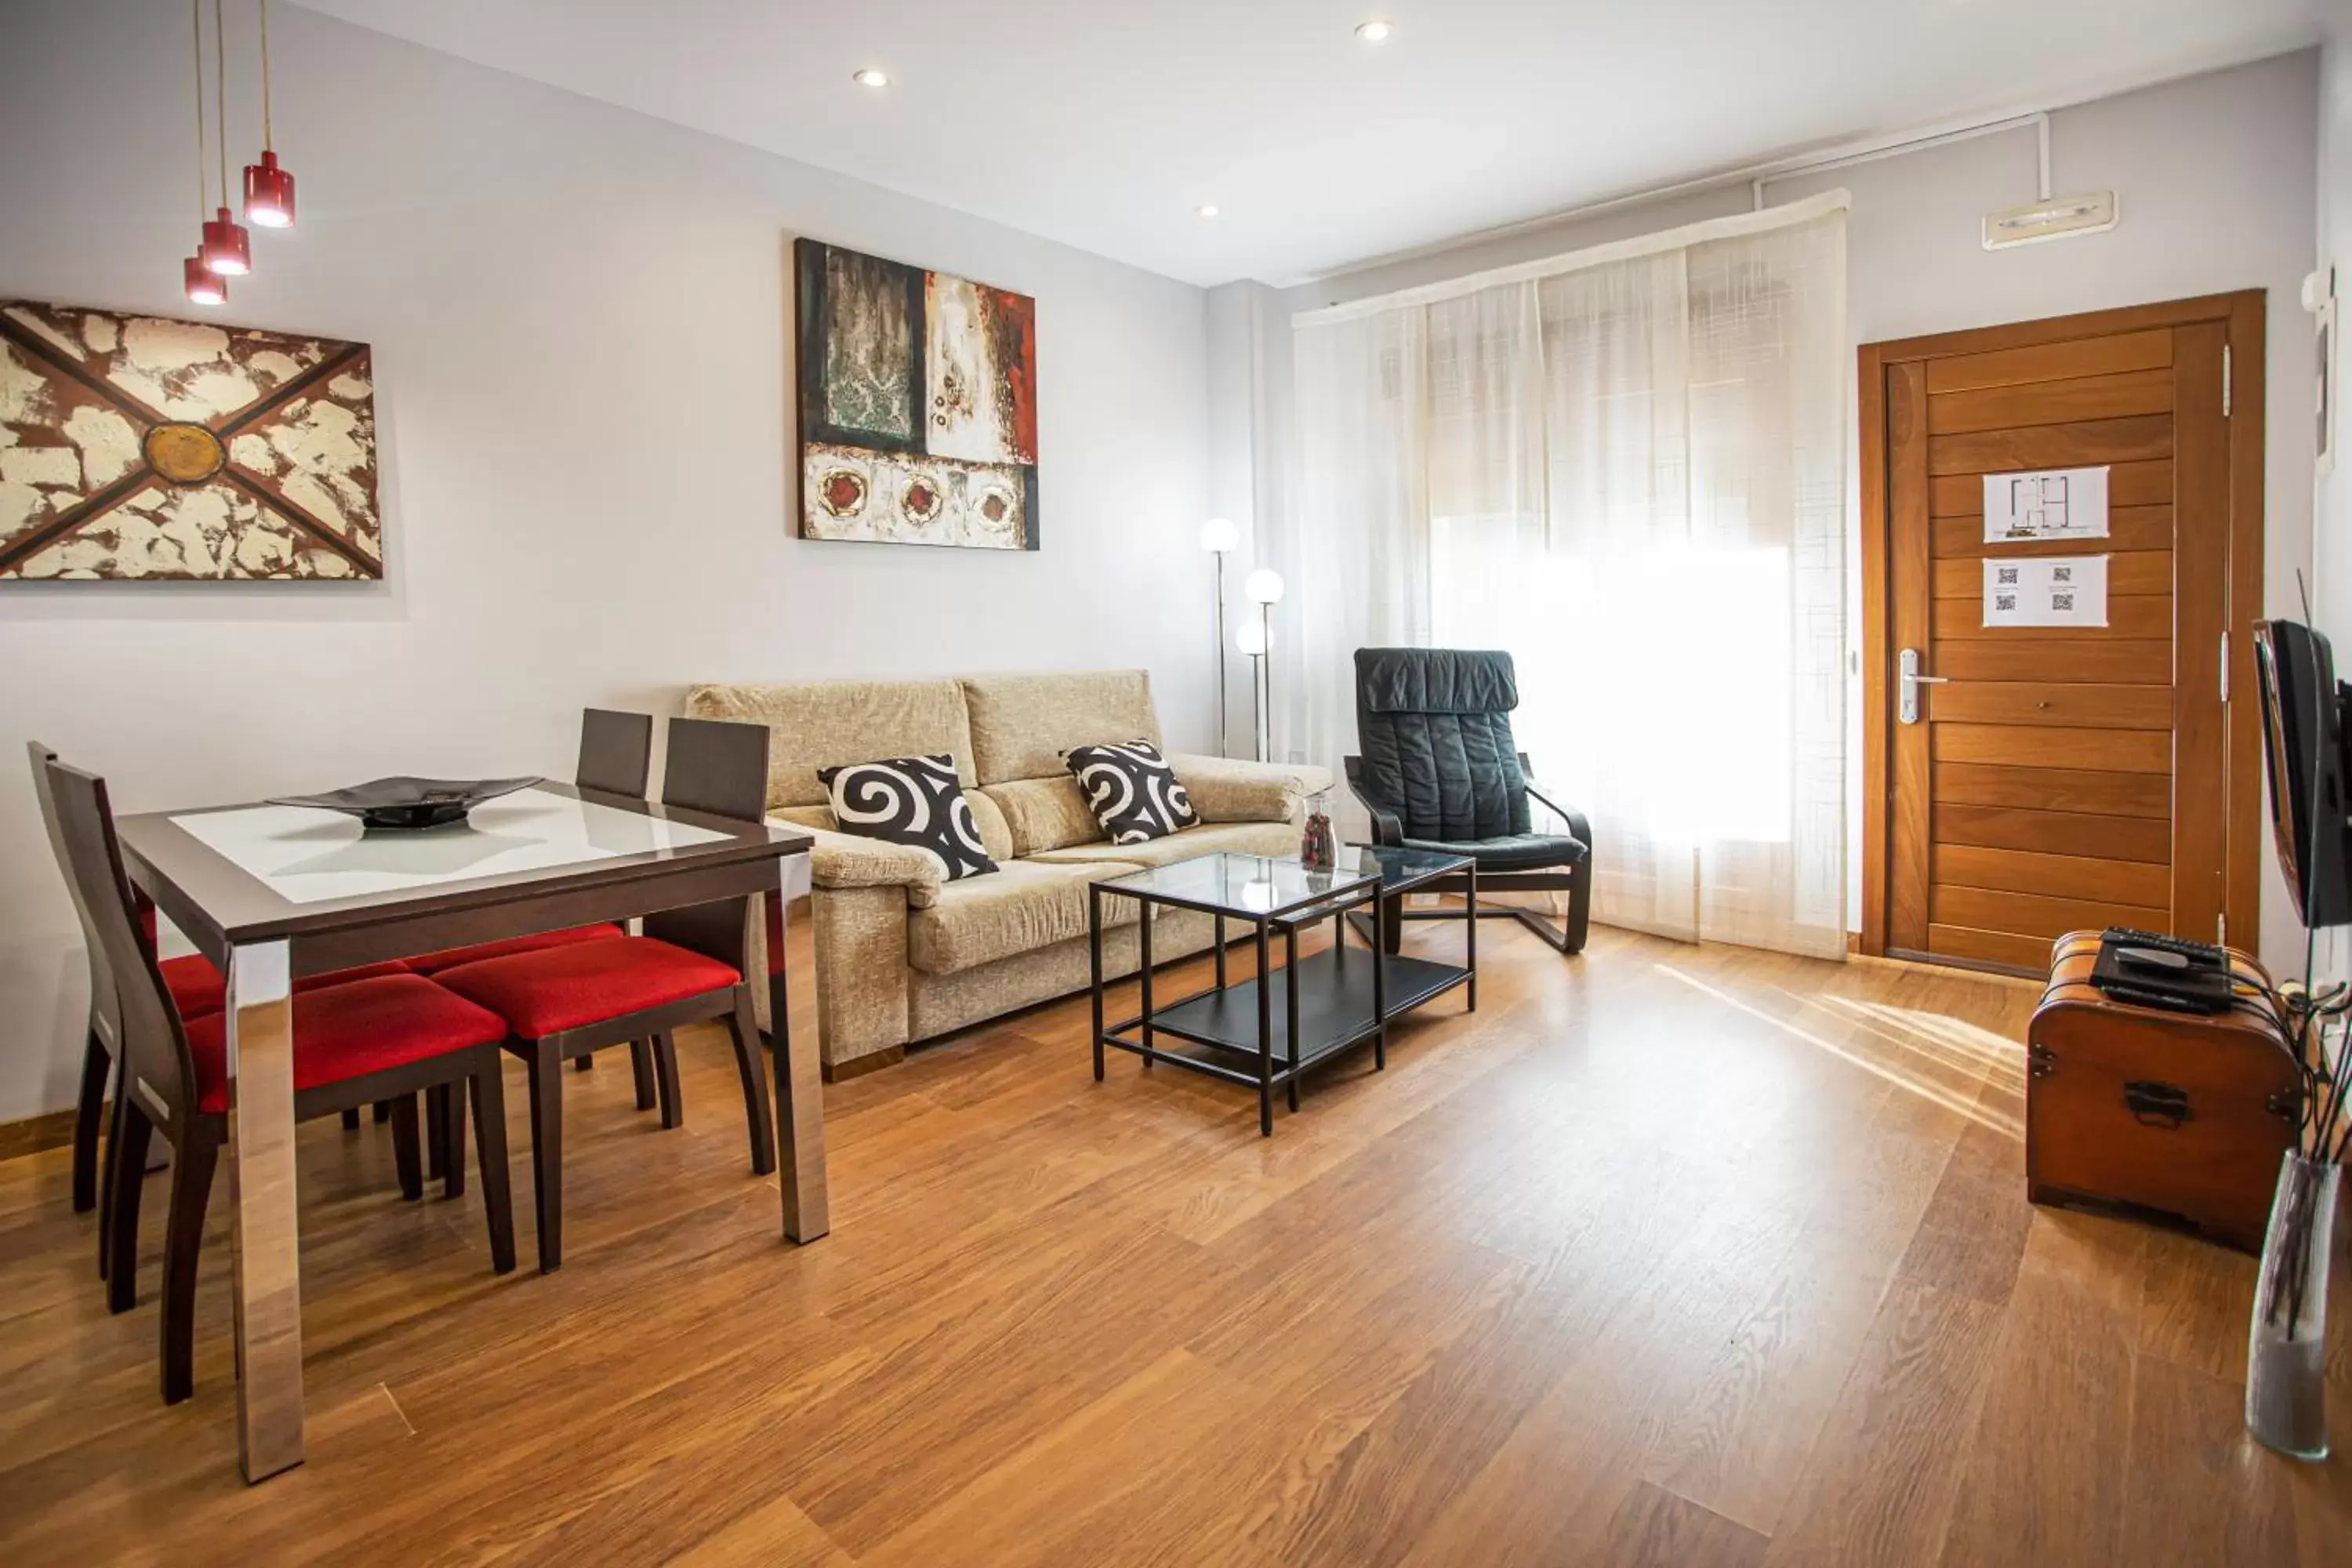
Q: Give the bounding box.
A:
[1355,648,1519,717]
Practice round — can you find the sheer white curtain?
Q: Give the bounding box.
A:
[1283,196,1848,959]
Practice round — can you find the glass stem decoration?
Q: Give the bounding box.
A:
[2248,973,2352,1459]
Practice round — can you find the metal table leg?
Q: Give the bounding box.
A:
[1466,864,1479,1011]
[1284,920,1301,1112]
[1371,892,1388,1072]
[1138,902,1156,1068]
[1255,920,1273,1136]
[1090,884,1105,1081]
[226,938,301,1483]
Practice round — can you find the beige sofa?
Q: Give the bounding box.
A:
[684,670,1331,1078]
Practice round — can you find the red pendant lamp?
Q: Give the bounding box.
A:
[241,1,294,228]
[197,0,250,277]
[183,0,225,304]
[183,256,227,307]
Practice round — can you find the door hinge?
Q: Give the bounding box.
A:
[2223,344,2232,417]
[2220,630,2230,702]
[2218,912,2229,948]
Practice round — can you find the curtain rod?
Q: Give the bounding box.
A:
[1291,187,1849,328]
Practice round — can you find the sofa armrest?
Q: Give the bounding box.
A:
[778,820,944,909]
[1164,753,1334,824]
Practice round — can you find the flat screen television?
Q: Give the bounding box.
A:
[2253,618,2352,929]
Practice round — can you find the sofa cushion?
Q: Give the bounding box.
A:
[1027,818,1299,869]
[962,670,1163,786]
[906,858,1144,975]
[684,679,975,810]
[1065,739,1200,844]
[819,754,999,881]
[980,776,1106,857]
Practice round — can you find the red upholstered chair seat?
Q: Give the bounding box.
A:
[183,975,510,1114]
[160,956,414,1022]
[405,924,627,975]
[431,938,742,1039]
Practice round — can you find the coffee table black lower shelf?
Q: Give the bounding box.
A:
[1102,948,1468,1089]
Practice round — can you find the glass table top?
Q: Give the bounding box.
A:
[168,786,734,906]
[1096,844,1471,920]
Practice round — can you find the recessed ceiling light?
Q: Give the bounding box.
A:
[853,67,890,88]
[1356,20,1394,42]
[1196,204,1220,219]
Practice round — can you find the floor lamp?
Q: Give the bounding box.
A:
[1200,518,1238,757]
[1244,568,1284,763]
[1236,618,1269,763]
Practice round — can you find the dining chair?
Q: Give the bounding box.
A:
[430,715,778,1272]
[42,757,517,1405]
[27,742,408,1276]
[403,709,662,1174]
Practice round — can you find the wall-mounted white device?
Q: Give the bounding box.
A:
[2307,267,2336,477]
[1982,191,2118,249]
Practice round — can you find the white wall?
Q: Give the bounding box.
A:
[1237,52,2322,977]
[0,0,1212,1120]
[2314,24,2352,979]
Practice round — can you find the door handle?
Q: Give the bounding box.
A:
[1898,648,1946,725]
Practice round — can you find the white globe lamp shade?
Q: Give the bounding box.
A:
[1200,517,1240,554]
[1245,568,1285,604]
[1235,620,1269,655]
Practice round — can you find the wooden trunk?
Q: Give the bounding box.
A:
[2026,930,2300,1253]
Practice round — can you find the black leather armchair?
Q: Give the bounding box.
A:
[1343,647,1593,955]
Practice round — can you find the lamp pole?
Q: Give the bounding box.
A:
[1201,519,1239,758]
[1257,601,1272,761]
[1214,553,1228,757]
[1243,568,1283,764]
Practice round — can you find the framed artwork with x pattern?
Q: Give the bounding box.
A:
[0,299,381,581]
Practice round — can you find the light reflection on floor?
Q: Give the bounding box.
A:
[1655,963,2025,1139]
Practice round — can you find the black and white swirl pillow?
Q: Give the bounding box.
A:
[1063,739,1200,845]
[817,754,998,881]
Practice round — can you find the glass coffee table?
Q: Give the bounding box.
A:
[1087,844,1475,1134]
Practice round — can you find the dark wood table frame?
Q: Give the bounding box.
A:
[1087,851,1476,1136]
[113,782,822,1483]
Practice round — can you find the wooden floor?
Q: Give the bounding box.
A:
[2,918,2347,1566]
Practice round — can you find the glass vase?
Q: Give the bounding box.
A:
[2246,1150,2339,1461]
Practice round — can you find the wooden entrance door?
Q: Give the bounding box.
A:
[1860,294,2265,973]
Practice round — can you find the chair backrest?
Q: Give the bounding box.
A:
[28,740,126,1049]
[1352,648,1531,841]
[661,717,771,822]
[577,708,653,797]
[39,757,202,1131]
[644,717,772,967]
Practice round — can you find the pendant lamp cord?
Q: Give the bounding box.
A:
[214,0,228,209]
[260,0,273,151]
[192,0,207,218]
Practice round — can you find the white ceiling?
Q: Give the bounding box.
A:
[295,0,2325,288]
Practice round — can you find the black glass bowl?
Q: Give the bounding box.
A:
[267,776,543,831]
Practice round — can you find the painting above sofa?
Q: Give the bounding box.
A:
[793,238,1040,552]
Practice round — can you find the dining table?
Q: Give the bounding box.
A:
[111,780,821,1484]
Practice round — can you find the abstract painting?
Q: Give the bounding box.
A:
[794,239,1038,550]
[0,300,379,581]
